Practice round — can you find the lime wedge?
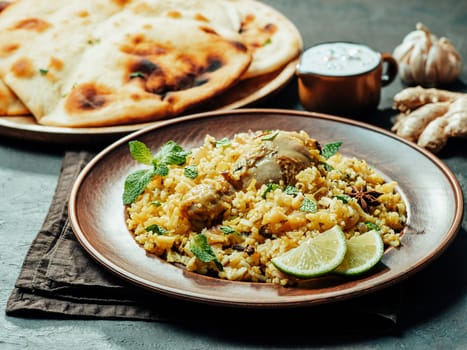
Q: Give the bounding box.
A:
[334,230,384,276]
[271,225,347,278]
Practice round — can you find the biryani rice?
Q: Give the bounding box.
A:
[126,130,406,285]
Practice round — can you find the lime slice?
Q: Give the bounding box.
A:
[334,230,384,276]
[271,225,347,278]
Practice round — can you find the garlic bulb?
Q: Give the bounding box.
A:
[393,23,462,86]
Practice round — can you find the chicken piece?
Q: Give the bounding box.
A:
[273,131,316,184]
[180,183,230,231]
[227,131,317,189]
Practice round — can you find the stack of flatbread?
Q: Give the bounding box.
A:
[0,0,302,127]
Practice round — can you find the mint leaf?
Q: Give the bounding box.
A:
[154,141,189,165]
[145,224,168,235]
[122,169,155,205]
[300,197,317,213]
[320,162,334,171]
[190,234,223,270]
[365,222,380,231]
[129,141,154,165]
[262,183,280,199]
[216,137,231,148]
[154,163,169,176]
[129,71,146,79]
[219,225,239,235]
[261,131,279,141]
[334,194,351,203]
[321,142,342,159]
[284,185,300,196]
[184,165,198,179]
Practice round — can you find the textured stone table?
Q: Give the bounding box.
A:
[1,0,466,348]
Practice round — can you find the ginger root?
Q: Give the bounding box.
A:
[392,86,467,152]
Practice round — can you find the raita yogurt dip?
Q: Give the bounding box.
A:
[298,42,381,76]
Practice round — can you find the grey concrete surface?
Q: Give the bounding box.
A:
[1,0,466,349]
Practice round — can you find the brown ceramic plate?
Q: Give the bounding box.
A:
[69,109,464,308]
[0,59,298,145]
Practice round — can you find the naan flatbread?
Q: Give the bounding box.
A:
[0,0,127,119]
[0,0,251,127]
[231,0,302,79]
[0,0,301,127]
[0,78,27,114]
[18,15,250,127]
[0,0,28,115]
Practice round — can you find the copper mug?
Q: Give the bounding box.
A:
[297,42,398,117]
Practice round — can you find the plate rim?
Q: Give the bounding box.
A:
[69,108,464,308]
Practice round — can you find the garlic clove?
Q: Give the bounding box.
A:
[393,41,416,62]
[409,44,427,83]
[425,45,442,84]
[393,23,463,86]
[398,62,414,84]
[439,38,462,83]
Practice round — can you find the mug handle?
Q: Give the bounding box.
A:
[381,52,398,86]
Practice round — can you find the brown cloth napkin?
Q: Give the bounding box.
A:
[6,151,403,335]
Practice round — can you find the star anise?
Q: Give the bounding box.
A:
[348,185,382,212]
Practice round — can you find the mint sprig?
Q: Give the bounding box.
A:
[145,224,168,235]
[123,140,189,205]
[261,131,279,141]
[129,140,153,165]
[300,197,318,213]
[261,183,280,199]
[321,141,343,159]
[216,137,231,148]
[123,169,156,205]
[219,225,240,235]
[365,222,381,231]
[284,185,300,196]
[184,165,198,179]
[154,141,190,166]
[334,194,351,203]
[190,234,223,271]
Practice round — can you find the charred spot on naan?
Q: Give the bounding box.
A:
[111,0,132,7]
[0,42,19,57]
[11,18,51,32]
[127,55,225,99]
[166,10,182,19]
[11,56,35,78]
[0,1,11,13]
[199,25,219,36]
[65,83,112,113]
[194,13,210,22]
[49,56,64,71]
[77,10,91,18]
